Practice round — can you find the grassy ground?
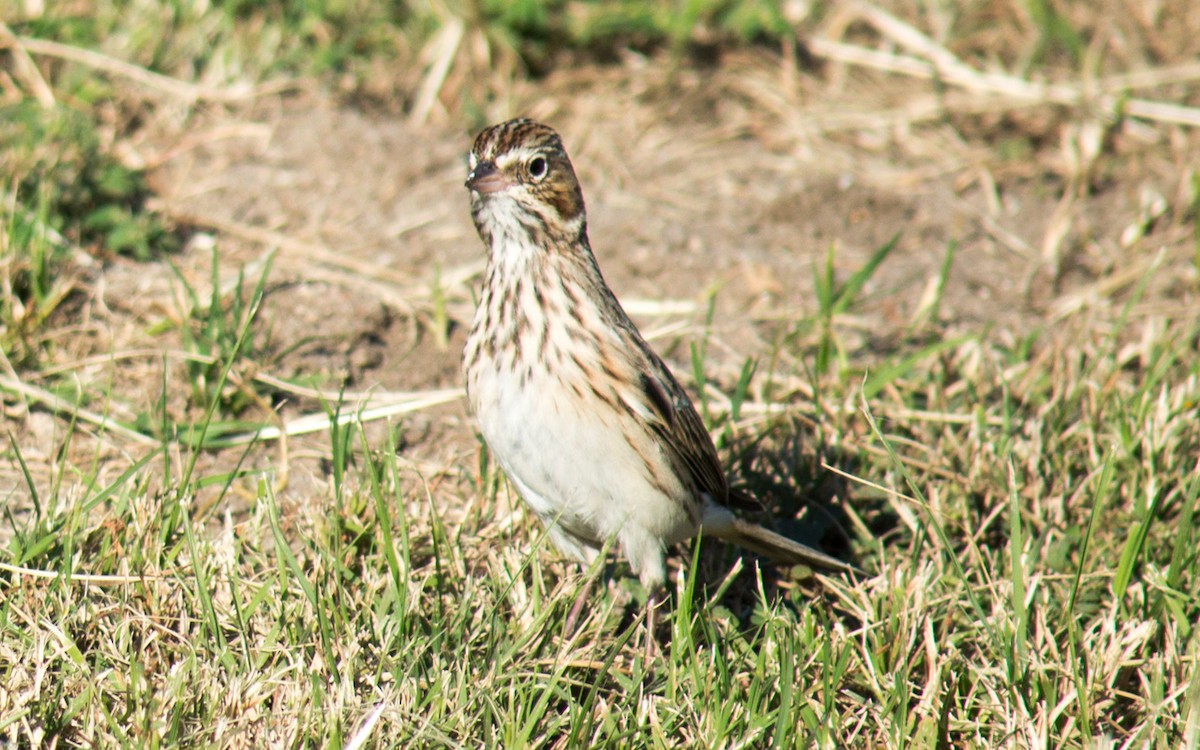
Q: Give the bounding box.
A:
[3,0,1200,747]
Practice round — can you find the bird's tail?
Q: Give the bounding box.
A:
[705,506,862,575]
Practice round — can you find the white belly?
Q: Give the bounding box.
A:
[468,357,697,561]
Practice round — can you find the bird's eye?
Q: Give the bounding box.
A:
[528,156,548,180]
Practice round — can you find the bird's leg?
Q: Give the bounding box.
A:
[643,587,664,661]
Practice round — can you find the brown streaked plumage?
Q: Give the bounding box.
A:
[462,118,855,612]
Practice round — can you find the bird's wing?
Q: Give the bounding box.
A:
[619,348,729,504]
[618,335,862,576]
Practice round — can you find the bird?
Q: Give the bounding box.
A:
[461,118,855,628]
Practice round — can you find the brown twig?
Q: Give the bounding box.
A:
[0,23,55,106]
[809,4,1200,129]
[410,16,464,124]
[8,35,296,104]
[0,373,160,446]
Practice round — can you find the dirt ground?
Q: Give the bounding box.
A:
[4,49,1197,527]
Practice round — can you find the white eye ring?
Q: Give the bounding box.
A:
[528,156,548,180]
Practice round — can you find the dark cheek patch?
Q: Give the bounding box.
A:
[546,183,582,222]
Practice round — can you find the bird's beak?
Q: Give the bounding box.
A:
[465,160,509,194]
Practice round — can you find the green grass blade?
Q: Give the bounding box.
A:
[832,232,900,316]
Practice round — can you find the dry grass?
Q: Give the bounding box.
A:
[3,0,1200,747]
